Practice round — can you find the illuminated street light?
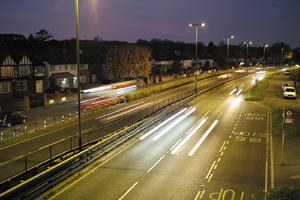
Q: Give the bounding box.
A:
[188,23,206,93]
[261,44,268,65]
[225,35,234,76]
[243,41,253,70]
[75,0,82,151]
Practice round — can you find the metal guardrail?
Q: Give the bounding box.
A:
[0,73,249,199]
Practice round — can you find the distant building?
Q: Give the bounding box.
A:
[0,53,46,96]
[43,62,91,89]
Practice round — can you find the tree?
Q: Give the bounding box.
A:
[103,45,151,81]
[34,29,53,41]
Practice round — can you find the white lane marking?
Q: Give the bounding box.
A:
[118,182,138,200]
[96,102,144,120]
[188,120,219,156]
[140,108,187,140]
[205,161,216,179]
[48,139,138,200]
[147,155,165,173]
[199,190,205,199]
[171,117,207,155]
[194,191,201,200]
[152,108,196,141]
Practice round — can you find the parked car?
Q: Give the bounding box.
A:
[282,83,289,90]
[0,112,26,127]
[283,86,296,99]
[284,69,291,75]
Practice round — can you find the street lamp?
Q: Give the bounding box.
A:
[225,35,234,76]
[261,44,268,65]
[243,41,252,70]
[188,23,206,93]
[75,0,82,151]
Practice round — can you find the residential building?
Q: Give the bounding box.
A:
[0,53,46,96]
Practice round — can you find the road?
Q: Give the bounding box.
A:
[46,73,269,200]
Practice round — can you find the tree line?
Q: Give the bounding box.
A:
[0,29,299,83]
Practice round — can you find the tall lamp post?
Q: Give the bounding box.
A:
[225,35,234,76]
[243,41,252,71]
[75,0,82,151]
[261,44,268,65]
[188,23,206,93]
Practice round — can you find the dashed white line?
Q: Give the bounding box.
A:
[118,182,138,200]
[147,155,165,173]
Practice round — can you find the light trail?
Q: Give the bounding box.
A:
[188,120,219,156]
[139,108,188,140]
[171,117,207,154]
[152,108,196,141]
[106,102,152,120]
[229,88,237,96]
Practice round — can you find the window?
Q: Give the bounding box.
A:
[0,82,11,93]
[15,80,28,91]
[35,66,45,75]
[50,65,55,71]
[1,66,13,76]
[71,65,76,70]
[19,65,30,76]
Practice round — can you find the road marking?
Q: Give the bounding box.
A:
[220,152,224,156]
[217,157,221,162]
[214,164,218,170]
[223,146,227,151]
[194,191,201,200]
[118,182,138,200]
[147,155,165,173]
[206,161,216,179]
[219,141,226,153]
[229,135,232,139]
[199,190,205,199]
[48,138,139,200]
[226,140,229,144]
[208,174,214,183]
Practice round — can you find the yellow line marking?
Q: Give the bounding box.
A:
[199,190,205,199]
[220,152,224,156]
[217,157,221,162]
[226,140,229,144]
[214,164,218,170]
[208,174,213,183]
[205,161,216,179]
[194,191,201,200]
[48,139,139,200]
[223,146,227,151]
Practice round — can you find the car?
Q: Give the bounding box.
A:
[284,69,291,75]
[283,86,296,99]
[0,112,27,127]
[282,83,289,90]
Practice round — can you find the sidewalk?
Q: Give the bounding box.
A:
[273,135,300,188]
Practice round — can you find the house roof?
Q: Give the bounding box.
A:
[0,51,44,66]
[50,72,75,79]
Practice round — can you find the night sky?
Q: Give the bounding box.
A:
[1,0,300,47]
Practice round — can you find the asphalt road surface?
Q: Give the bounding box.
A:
[47,73,269,200]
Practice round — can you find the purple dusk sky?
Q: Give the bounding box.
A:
[1,0,300,47]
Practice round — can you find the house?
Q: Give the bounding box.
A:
[0,53,46,96]
[44,63,92,89]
